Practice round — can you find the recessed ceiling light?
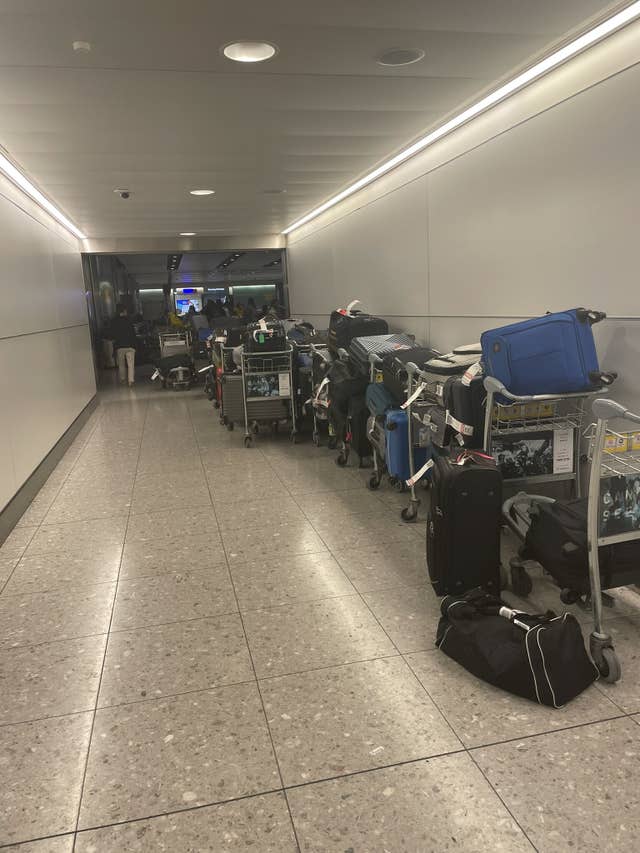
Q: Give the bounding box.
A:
[377,48,425,67]
[223,41,278,63]
[73,41,92,54]
[189,189,215,196]
[179,232,196,236]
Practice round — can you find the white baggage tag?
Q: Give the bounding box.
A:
[445,411,474,436]
[461,361,483,387]
[215,336,226,343]
[406,458,434,487]
[151,369,160,381]
[346,299,361,314]
[401,382,427,410]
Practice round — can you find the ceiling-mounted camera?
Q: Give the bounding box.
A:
[114,188,131,199]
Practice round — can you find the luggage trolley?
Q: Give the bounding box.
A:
[503,398,640,683]
[159,330,191,359]
[308,344,336,448]
[241,347,297,447]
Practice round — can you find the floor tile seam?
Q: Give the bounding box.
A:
[71,398,149,846]
[0,705,95,731]
[465,710,632,754]
[0,830,74,850]
[95,676,259,714]
[0,630,109,654]
[222,530,303,853]
[592,680,636,715]
[235,589,371,613]
[465,749,539,851]
[255,651,403,683]
[0,578,120,600]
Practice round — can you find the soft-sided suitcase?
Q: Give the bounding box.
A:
[328,307,389,353]
[244,320,287,353]
[443,375,486,450]
[411,401,449,448]
[350,393,373,464]
[385,409,428,482]
[349,334,415,377]
[365,382,397,417]
[420,347,483,397]
[382,346,439,403]
[427,451,502,596]
[481,308,614,396]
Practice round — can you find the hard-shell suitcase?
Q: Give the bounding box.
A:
[244,320,287,353]
[443,375,486,449]
[221,373,244,427]
[328,307,389,353]
[481,308,614,396]
[365,382,397,417]
[382,346,439,403]
[385,409,428,482]
[420,346,483,398]
[349,334,415,377]
[426,451,502,596]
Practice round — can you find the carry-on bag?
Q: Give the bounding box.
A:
[481,308,615,396]
[524,496,640,596]
[349,334,415,377]
[244,320,287,353]
[436,588,599,707]
[411,401,450,448]
[385,409,428,482]
[382,346,439,403]
[365,382,397,417]
[427,450,502,596]
[442,375,486,449]
[328,301,389,353]
[420,346,483,397]
[350,393,374,464]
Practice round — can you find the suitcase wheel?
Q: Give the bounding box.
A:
[368,473,381,490]
[312,431,320,447]
[336,451,349,467]
[401,503,419,523]
[510,559,533,597]
[244,435,253,448]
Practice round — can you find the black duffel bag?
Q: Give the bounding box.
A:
[244,320,287,353]
[436,588,598,707]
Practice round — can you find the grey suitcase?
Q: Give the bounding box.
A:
[349,334,415,376]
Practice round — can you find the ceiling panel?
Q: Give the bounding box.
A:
[0,0,623,240]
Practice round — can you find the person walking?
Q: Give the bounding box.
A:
[111,303,138,386]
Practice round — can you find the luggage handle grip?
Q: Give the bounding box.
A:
[576,307,606,325]
[589,370,617,387]
[483,375,595,402]
[368,352,383,365]
[337,348,350,362]
[592,398,640,424]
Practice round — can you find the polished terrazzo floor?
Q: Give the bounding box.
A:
[1,378,640,851]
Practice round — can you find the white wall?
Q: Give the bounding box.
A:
[287,18,640,411]
[0,175,95,512]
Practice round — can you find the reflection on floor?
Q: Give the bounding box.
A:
[1,376,640,851]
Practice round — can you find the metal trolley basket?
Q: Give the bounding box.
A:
[240,347,297,448]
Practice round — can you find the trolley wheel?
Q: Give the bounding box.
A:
[290,431,298,444]
[401,505,418,523]
[312,431,320,447]
[388,476,398,487]
[368,474,381,490]
[600,647,622,683]
[244,436,252,448]
[227,422,234,432]
[272,421,280,433]
[252,422,260,435]
[510,561,533,597]
[560,588,581,605]
[336,451,348,467]
[327,436,338,450]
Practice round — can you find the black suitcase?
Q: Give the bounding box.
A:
[411,401,450,448]
[349,393,373,464]
[348,334,415,377]
[443,376,486,450]
[382,346,439,403]
[244,320,287,353]
[328,309,389,354]
[427,451,502,596]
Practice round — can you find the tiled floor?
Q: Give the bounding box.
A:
[2,379,640,851]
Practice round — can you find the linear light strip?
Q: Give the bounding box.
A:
[0,150,86,239]
[282,1,640,235]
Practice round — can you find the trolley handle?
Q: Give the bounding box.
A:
[368,353,383,366]
[483,375,593,403]
[592,398,640,424]
[309,343,332,363]
[404,362,421,377]
[337,347,350,362]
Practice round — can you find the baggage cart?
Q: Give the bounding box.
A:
[159,330,190,358]
[309,344,336,449]
[240,347,297,447]
[502,397,640,684]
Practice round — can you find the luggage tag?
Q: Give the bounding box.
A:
[461,361,483,387]
[401,382,427,410]
[406,458,434,487]
[151,369,160,381]
[445,411,474,436]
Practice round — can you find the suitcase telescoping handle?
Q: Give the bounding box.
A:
[575,307,606,325]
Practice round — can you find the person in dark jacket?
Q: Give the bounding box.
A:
[110,303,138,386]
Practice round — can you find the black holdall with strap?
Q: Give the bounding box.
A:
[328,300,389,353]
[436,588,599,707]
[244,319,287,353]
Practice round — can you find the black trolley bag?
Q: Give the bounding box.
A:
[436,588,599,707]
[328,303,389,354]
[442,374,486,450]
[382,346,439,403]
[427,450,502,596]
[244,320,287,353]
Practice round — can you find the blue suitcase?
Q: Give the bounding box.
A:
[481,308,614,396]
[385,409,428,482]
